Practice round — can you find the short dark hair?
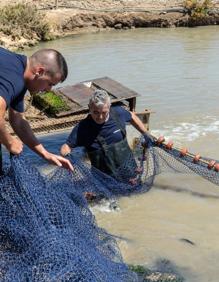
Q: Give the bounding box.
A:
[30,49,68,82]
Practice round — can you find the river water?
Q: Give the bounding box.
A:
[22,27,219,281]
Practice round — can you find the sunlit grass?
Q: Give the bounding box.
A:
[33,91,70,116]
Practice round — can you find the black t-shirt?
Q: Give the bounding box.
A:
[0,47,27,112]
[66,106,132,151]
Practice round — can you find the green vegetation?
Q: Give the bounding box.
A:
[129,264,151,275]
[184,0,213,17]
[0,3,52,42]
[33,91,70,116]
[129,264,184,282]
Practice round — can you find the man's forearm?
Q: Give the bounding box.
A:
[130,112,148,134]
[0,119,15,149]
[130,112,156,146]
[0,98,15,149]
[10,115,48,157]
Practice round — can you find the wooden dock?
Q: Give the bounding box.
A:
[7,77,152,135]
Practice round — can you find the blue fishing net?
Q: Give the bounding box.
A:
[0,156,138,281]
[61,141,219,200]
[0,137,218,281]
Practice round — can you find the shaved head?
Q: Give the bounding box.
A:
[29,49,68,82]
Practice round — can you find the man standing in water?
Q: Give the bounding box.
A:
[60,90,153,179]
[0,47,73,173]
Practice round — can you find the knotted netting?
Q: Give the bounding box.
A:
[0,136,218,281]
[0,156,138,281]
[60,139,219,199]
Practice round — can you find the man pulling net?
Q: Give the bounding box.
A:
[60,89,153,184]
[60,89,219,197]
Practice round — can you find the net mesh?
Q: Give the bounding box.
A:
[0,156,138,281]
[0,137,218,281]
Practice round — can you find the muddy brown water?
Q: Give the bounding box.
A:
[20,26,219,281]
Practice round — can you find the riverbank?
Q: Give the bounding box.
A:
[1,0,219,50]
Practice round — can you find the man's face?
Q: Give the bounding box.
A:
[89,103,110,124]
[26,68,62,94]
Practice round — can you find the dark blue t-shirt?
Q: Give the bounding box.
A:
[66,106,132,151]
[0,47,27,112]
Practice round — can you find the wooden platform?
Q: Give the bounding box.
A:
[7,77,152,135]
[55,76,140,117]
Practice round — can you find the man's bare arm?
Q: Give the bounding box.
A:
[9,108,73,171]
[0,97,23,154]
[9,107,42,154]
[130,111,148,134]
[130,111,155,145]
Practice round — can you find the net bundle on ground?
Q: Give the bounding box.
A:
[0,137,218,281]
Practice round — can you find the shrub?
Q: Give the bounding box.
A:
[184,0,213,17]
[0,3,52,41]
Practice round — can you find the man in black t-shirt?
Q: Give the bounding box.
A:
[60,90,153,177]
[0,47,73,173]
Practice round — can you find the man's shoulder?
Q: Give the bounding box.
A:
[111,104,128,112]
[77,115,95,133]
[0,48,27,111]
[111,105,130,116]
[111,105,131,122]
[0,47,27,86]
[78,115,92,126]
[0,47,26,65]
[0,47,12,57]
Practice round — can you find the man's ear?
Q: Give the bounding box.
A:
[35,66,45,77]
[88,104,92,114]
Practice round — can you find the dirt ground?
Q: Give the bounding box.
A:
[0,0,185,10]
